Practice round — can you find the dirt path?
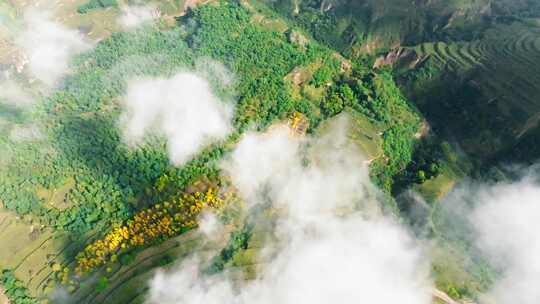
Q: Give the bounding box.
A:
[433,288,475,304]
[0,287,9,304]
[183,0,209,10]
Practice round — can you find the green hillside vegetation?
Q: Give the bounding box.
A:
[0,1,439,302]
[7,0,537,303]
[257,0,500,55]
[77,0,118,14]
[0,0,425,238]
[1,270,38,304]
[262,0,540,173]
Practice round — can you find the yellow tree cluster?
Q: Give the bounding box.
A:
[75,187,226,275]
[289,111,309,136]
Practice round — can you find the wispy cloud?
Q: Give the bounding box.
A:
[118,5,160,30]
[119,72,234,166]
[146,115,433,304]
[0,79,34,107]
[16,9,91,86]
[471,175,540,304]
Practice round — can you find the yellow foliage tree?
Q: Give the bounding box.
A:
[75,187,227,275]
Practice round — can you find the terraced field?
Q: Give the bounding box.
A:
[68,228,230,304]
[0,0,191,70]
[406,21,540,157]
[0,209,94,299]
[0,205,240,304]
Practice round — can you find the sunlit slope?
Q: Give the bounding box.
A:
[259,0,540,163]
[0,1,426,303]
[258,0,494,54]
[0,210,93,299]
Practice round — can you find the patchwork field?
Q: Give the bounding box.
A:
[0,205,235,303]
[68,228,231,304]
[0,209,77,299]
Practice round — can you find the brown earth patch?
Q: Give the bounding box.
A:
[0,287,9,304]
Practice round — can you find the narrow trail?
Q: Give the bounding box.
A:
[0,287,8,304]
[433,288,476,304]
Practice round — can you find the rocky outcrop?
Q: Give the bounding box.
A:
[287,30,309,48]
[373,47,420,69]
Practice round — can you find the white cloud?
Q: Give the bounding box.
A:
[219,124,301,203]
[120,72,234,166]
[0,79,34,107]
[146,115,433,304]
[471,178,540,304]
[119,5,160,30]
[16,9,91,86]
[198,212,223,241]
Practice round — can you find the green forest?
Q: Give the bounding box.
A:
[1,1,428,237]
[2,0,539,303]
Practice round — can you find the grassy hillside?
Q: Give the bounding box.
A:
[258,0,495,54]
[0,1,432,302]
[261,0,540,167]
[6,0,533,303]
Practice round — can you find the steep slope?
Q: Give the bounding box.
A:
[396,20,540,160]
[263,0,540,166]
[259,0,493,54]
